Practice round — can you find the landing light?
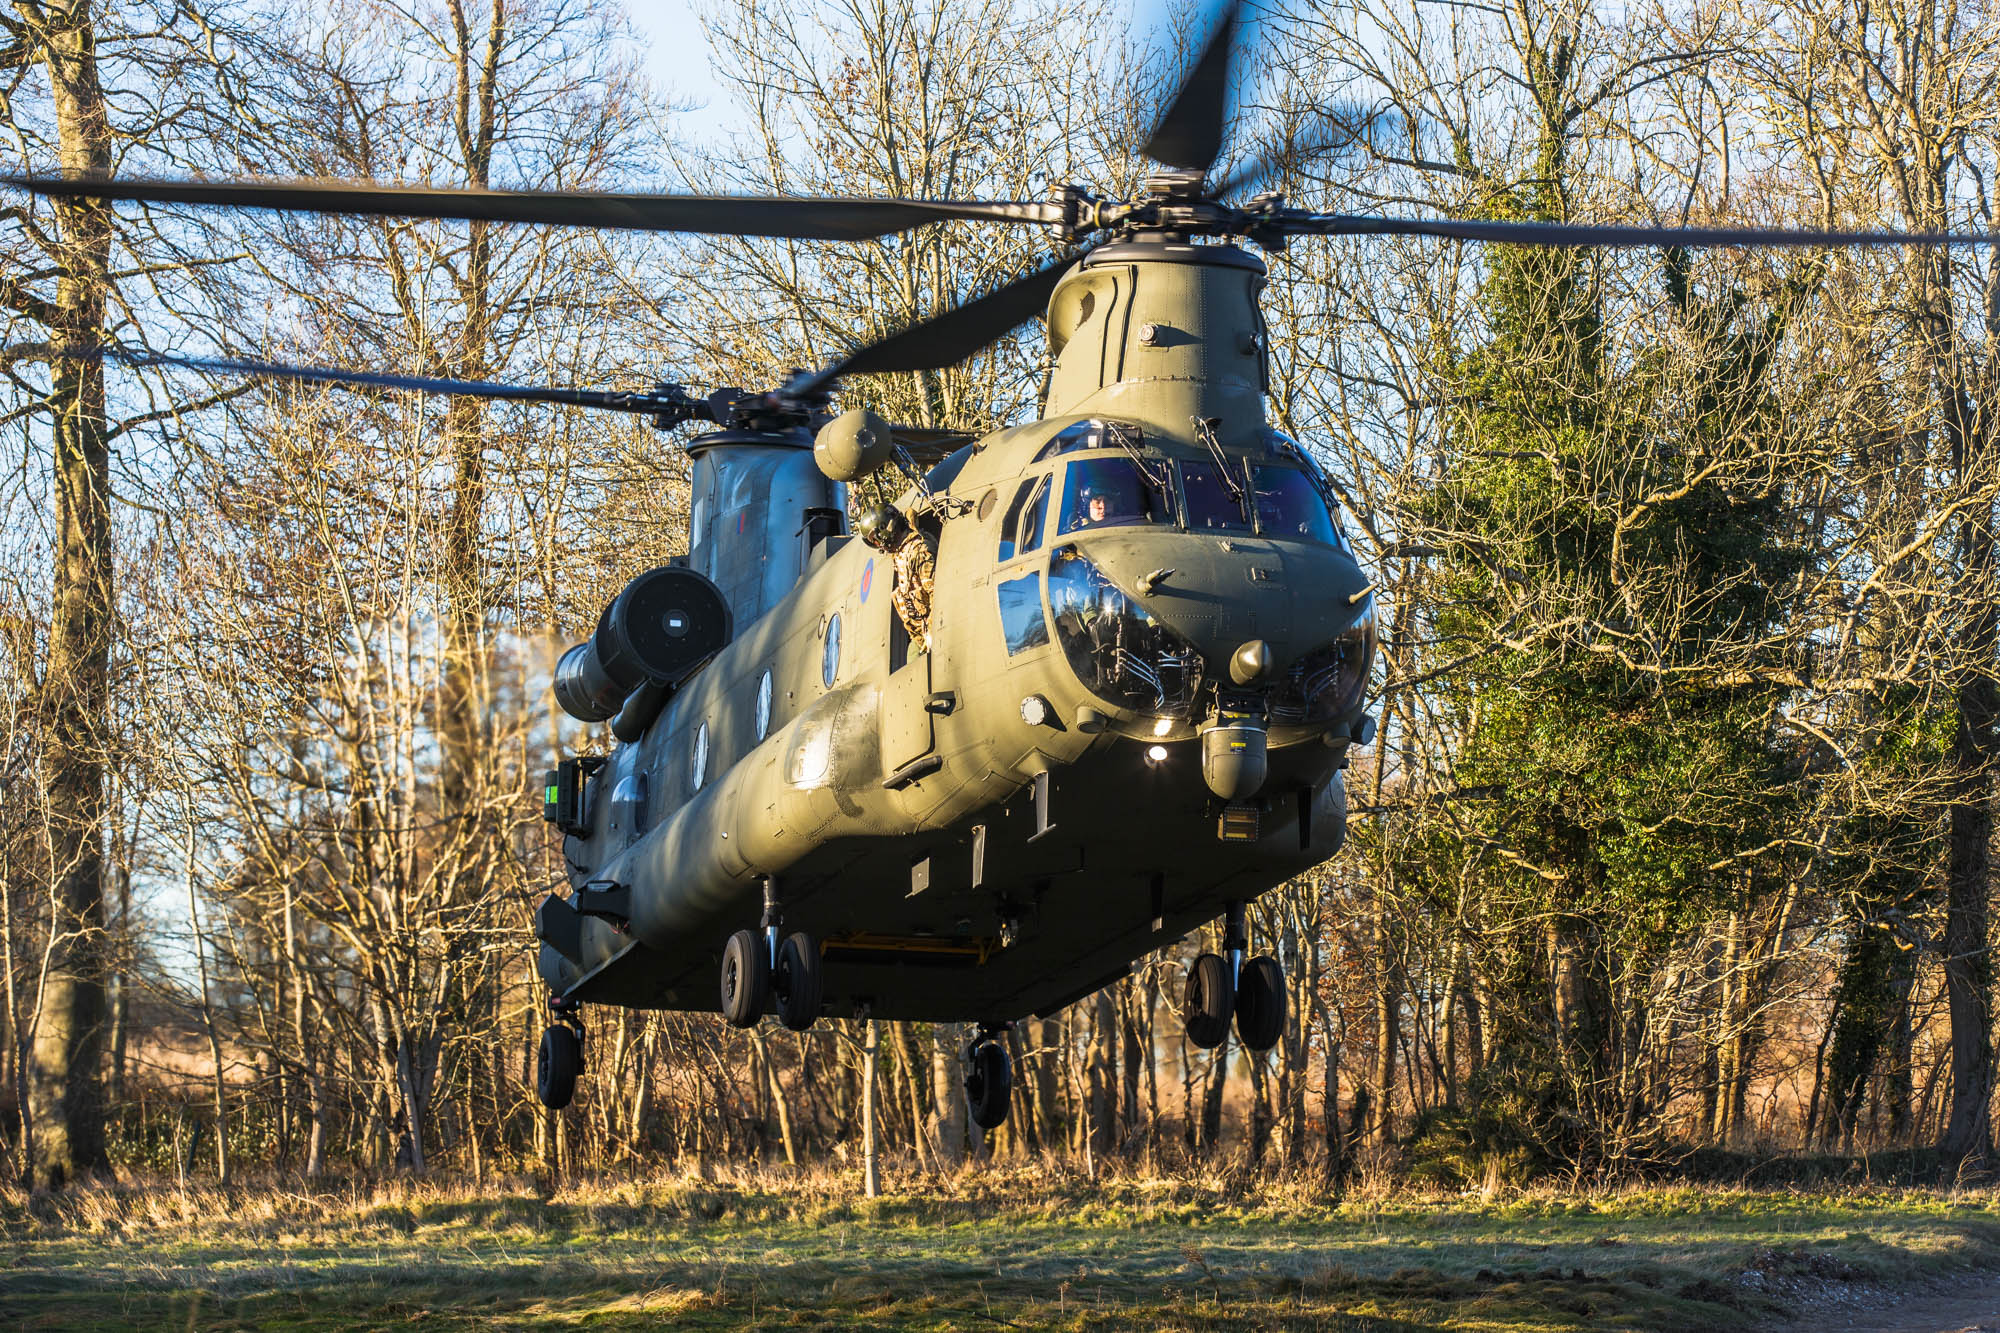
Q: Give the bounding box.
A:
[1146,744,1169,764]
[1152,716,1173,737]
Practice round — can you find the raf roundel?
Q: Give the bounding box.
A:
[859,557,875,604]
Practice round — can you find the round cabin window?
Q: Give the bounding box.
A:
[822,613,842,687]
[756,670,773,740]
[692,721,709,790]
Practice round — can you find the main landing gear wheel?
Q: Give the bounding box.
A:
[1235,955,1286,1051]
[774,931,823,1031]
[965,1038,1013,1130]
[536,1022,581,1110]
[720,928,769,1028]
[1184,952,1234,1049]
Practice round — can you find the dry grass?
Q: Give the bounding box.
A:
[2,1163,1997,1330]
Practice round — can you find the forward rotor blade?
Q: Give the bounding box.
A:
[1210,105,1393,201]
[5,175,1063,240]
[100,346,676,412]
[1142,0,1240,173]
[1286,212,2000,249]
[789,256,1076,397]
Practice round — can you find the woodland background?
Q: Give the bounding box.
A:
[4,0,2000,1197]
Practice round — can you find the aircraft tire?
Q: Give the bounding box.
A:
[1235,955,1286,1052]
[1184,952,1234,1049]
[536,1023,581,1110]
[720,928,769,1028]
[775,932,823,1031]
[965,1039,1012,1130]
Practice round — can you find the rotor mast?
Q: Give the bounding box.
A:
[1043,172,1269,441]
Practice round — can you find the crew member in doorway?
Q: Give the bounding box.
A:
[858,504,936,653]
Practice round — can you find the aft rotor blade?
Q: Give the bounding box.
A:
[1285,212,2000,249]
[1142,0,1241,173]
[789,256,1075,396]
[100,346,676,412]
[5,175,1063,240]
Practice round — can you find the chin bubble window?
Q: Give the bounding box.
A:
[1250,464,1339,544]
[1047,548,1203,716]
[1059,457,1172,535]
[1270,606,1377,725]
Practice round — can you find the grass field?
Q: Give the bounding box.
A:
[4,1167,1998,1330]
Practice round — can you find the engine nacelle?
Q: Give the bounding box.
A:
[553,566,732,722]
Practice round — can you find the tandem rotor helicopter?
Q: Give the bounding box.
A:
[17,0,1992,1130]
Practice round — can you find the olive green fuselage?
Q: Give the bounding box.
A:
[540,239,1374,1023]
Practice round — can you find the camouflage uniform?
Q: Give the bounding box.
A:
[888,528,937,653]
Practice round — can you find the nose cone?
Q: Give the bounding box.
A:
[1073,529,1370,675]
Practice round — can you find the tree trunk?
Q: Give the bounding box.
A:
[184,830,227,1183]
[1087,990,1117,1160]
[1120,981,1144,1148]
[929,1022,965,1169]
[862,1019,881,1197]
[1199,1042,1227,1153]
[1934,249,1998,1166]
[1369,914,1399,1146]
[26,0,117,1191]
[751,1028,796,1166]
[1029,1016,1060,1155]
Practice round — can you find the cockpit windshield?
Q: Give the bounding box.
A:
[1248,464,1339,545]
[1059,457,1173,534]
[1182,460,1251,531]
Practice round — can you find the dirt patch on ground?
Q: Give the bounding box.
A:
[1782,1271,2000,1332]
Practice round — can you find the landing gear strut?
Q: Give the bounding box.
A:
[1183,900,1287,1052]
[964,1024,1014,1130]
[536,1001,584,1110]
[720,879,822,1030]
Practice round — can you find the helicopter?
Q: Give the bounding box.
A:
[16,0,1993,1131]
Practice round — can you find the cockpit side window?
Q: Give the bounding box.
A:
[1059,457,1171,535]
[997,476,1041,562]
[1249,464,1339,544]
[1018,477,1050,555]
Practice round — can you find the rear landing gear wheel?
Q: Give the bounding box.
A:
[1235,955,1286,1051]
[1184,951,1234,1049]
[965,1038,1012,1130]
[774,931,823,1031]
[536,1023,581,1110]
[720,928,768,1028]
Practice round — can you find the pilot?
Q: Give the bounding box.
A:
[858,503,936,653]
[1079,484,1122,527]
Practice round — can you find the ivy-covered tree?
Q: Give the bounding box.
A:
[1395,14,1818,1169]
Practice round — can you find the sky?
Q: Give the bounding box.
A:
[620,0,1194,149]
[622,0,735,141]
